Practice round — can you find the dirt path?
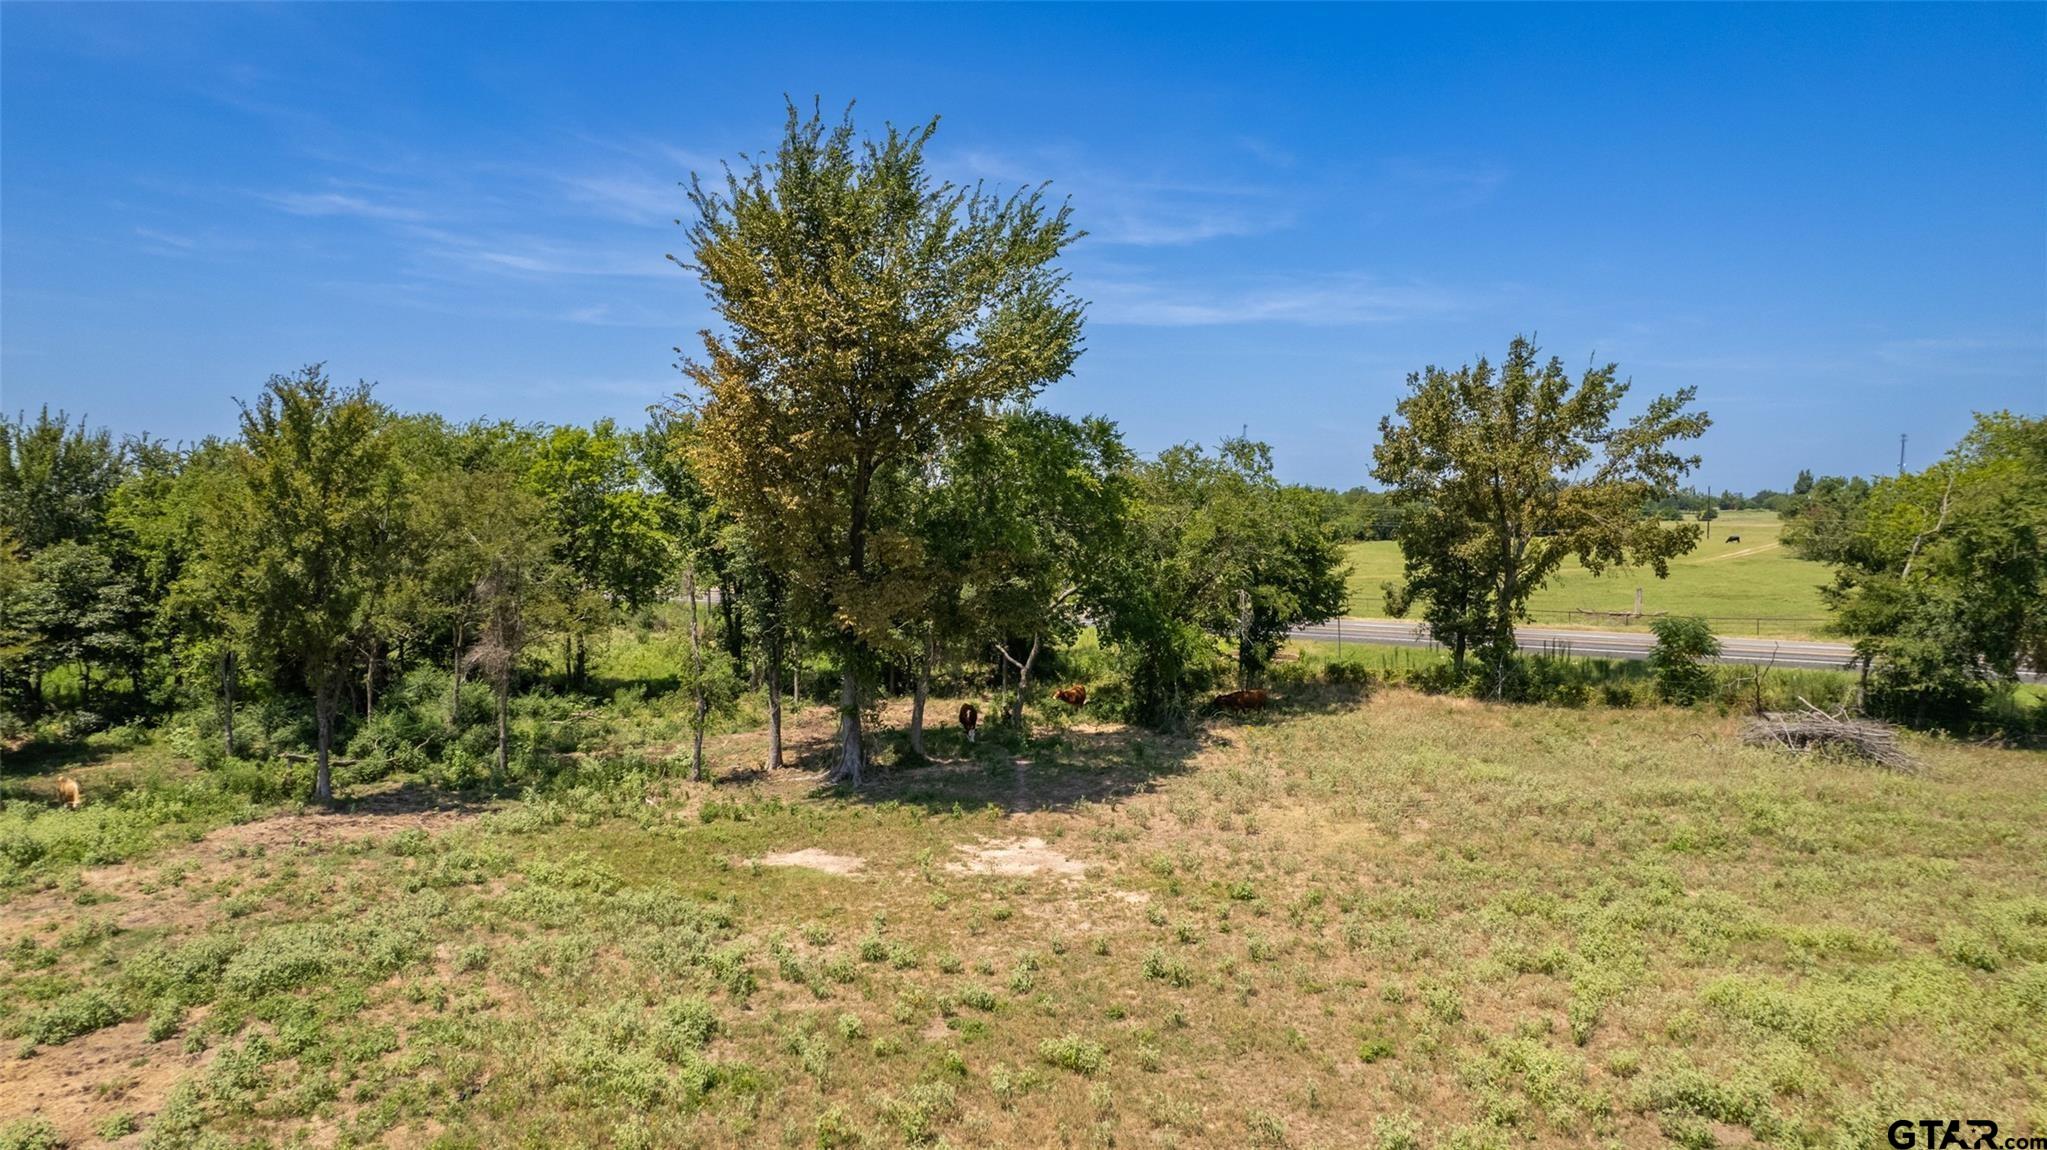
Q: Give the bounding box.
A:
[1697,541,1780,562]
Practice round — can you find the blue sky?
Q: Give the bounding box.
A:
[3,4,2042,492]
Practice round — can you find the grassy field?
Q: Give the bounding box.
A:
[4,682,2044,1149]
[1344,511,1834,638]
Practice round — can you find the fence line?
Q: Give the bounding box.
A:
[1515,609,1829,636]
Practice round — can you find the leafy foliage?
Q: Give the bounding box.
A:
[226,366,403,801]
[678,101,1084,781]
[1648,615,1721,704]
[1799,412,2045,728]
[1100,438,1348,725]
[1373,336,1711,681]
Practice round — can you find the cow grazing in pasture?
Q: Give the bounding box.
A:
[56,777,82,809]
[1725,535,1742,543]
[959,703,980,744]
[1054,685,1087,708]
[1211,689,1270,712]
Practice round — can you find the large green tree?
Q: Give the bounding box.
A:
[109,438,247,744]
[640,410,744,781]
[455,473,559,780]
[1808,412,2044,726]
[0,407,124,551]
[9,541,141,708]
[678,102,1085,784]
[1372,336,1710,680]
[527,420,671,687]
[230,366,403,804]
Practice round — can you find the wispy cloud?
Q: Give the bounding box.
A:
[134,226,198,255]
[951,147,1292,247]
[1089,273,1474,327]
[259,189,430,222]
[404,225,678,281]
[554,173,688,226]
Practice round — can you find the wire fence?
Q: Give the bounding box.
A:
[1515,609,1831,637]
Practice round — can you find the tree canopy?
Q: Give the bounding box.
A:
[676,101,1085,783]
[1372,336,1711,679]
[1801,412,2045,724]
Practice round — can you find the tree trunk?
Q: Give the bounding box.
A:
[909,633,932,758]
[1003,635,1041,727]
[220,649,237,759]
[1452,633,1468,676]
[364,640,378,720]
[1237,587,1254,689]
[313,679,337,806]
[494,678,510,782]
[449,620,464,728]
[765,629,785,771]
[685,561,707,782]
[828,645,864,786]
[719,577,743,665]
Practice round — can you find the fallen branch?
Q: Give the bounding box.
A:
[1739,699,1918,772]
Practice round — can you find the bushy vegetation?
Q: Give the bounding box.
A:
[1780,412,2045,734]
[1648,616,1721,704]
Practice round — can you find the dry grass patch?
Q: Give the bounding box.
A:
[3,688,2042,1148]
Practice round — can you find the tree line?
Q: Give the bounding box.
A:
[6,102,2032,798]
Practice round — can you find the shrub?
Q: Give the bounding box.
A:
[1936,928,2000,972]
[0,1117,62,1150]
[1322,660,1374,687]
[1142,948,1191,987]
[653,996,720,1056]
[814,1106,862,1149]
[1374,1113,1422,1150]
[878,1081,959,1145]
[24,986,124,1046]
[1038,1034,1106,1075]
[1649,616,1722,704]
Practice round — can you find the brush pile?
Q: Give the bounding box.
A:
[1740,700,1918,772]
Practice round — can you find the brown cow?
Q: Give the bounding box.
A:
[1211,688,1269,712]
[1054,685,1087,708]
[958,702,980,744]
[56,777,82,809]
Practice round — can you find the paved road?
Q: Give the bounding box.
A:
[1289,617,1863,672]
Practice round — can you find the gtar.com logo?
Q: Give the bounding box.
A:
[1888,1120,2046,1150]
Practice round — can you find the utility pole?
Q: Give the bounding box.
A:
[1898,433,1907,476]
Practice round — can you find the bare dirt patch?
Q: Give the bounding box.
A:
[209,791,480,854]
[756,848,866,876]
[945,836,1085,877]
[0,1019,214,1142]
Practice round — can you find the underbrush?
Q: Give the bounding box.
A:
[1282,640,1866,716]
